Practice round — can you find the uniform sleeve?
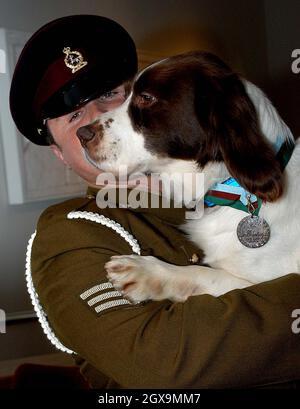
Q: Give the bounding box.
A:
[31,205,300,388]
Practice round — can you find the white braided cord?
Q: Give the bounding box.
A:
[25,211,141,354]
[67,211,141,255]
[25,231,74,354]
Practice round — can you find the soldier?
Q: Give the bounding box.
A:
[9,15,300,388]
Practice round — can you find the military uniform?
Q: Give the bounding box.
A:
[9,15,300,389]
[26,187,300,389]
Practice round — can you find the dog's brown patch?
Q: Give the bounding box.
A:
[104,118,114,129]
[107,263,132,273]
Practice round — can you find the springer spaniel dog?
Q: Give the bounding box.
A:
[77,51,300,302]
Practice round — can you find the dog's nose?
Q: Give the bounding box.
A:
[76,125,95,145]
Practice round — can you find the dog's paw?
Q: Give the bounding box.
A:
[105,255,170,303]
[105,255,199,303]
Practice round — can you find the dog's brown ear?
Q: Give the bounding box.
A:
[195,69,284,202]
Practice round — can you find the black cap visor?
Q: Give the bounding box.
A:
[40,63,133,121]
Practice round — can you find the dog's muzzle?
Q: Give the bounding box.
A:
[76,124,96,147]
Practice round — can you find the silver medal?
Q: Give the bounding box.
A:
[236,194,270,248]
[237,215,270,248]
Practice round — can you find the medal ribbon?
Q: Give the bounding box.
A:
[204,139,295,215]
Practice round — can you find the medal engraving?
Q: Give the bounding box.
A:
[237,215,270,248]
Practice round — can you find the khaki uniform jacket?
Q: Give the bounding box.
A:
[29,188,300,389]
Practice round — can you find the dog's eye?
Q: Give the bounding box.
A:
[135,93,157,106]
[141,93,155,102]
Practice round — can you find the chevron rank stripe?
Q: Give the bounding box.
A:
[79,281,132,314]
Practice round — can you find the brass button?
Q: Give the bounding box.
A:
[190,253,199,264]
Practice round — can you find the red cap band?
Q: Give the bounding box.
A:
[33,49,90,118]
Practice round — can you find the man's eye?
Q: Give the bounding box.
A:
[98,91,118,101]
[69,111,82,123]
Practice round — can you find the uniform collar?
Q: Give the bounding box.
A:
[86,186,187,226]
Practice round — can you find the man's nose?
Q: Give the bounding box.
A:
[76,124,95,146]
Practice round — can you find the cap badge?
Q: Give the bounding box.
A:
[63,47,87,74]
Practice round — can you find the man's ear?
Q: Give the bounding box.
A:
[50,144,69,166]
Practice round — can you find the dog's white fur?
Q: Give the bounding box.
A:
[88,69,300,301]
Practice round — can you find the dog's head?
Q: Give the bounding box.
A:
[78,51,289,202]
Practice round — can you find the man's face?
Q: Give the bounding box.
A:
[47,85,126,185]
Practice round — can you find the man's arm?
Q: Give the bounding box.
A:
[30,202,300,388]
